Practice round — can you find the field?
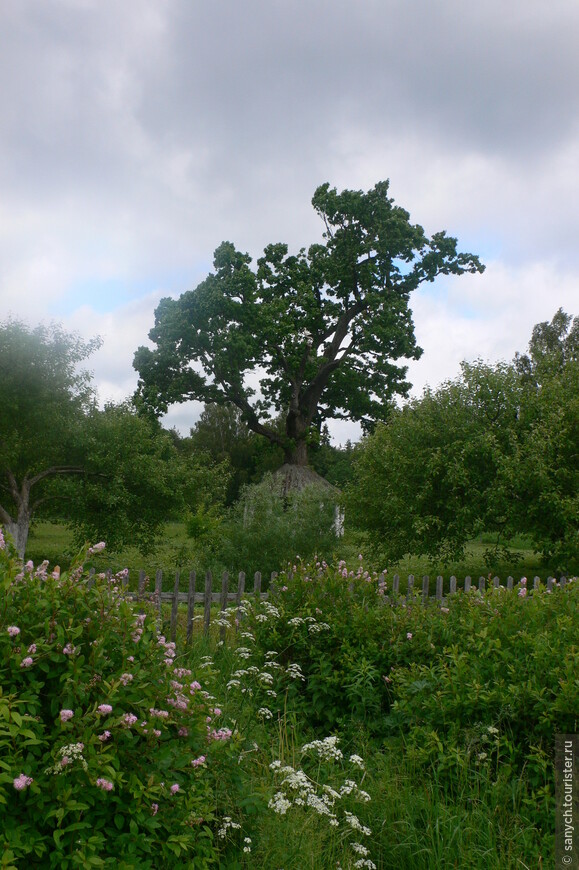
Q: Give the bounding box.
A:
[26,520,563,586]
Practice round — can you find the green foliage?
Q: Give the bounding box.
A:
[347,309,579,572]
[0,536,242,868]
[134,181,483,464]
[200,474,339,580]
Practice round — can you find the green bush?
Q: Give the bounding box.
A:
[0,533,240,868]
[202,474,339,580]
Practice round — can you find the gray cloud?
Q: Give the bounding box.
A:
[0,0,577,439]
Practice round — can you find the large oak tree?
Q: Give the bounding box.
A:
[134,181,484,466]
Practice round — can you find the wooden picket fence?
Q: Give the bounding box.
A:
[88,567,571,644]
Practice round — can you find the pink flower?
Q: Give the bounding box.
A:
[153,729,162,737]
[520,577,527,586]
[170,783,180,794]
[209,727,232,742]
[27,644,37,654]
[119,673,133,686]
[212,708,222,717]
[406,632,413,640]
[127,656,135,663]
[178,727,189,737]
[123,713,138,726]
[96,777,114,791]
[13,774,33,791]
[151,802,159,816]
[97,704,113,715]
[191,755,206,767]
[25,561,34,572]
[518,588,527,598]
[88,542,106,555]
[98,731,111,742]
[190,681,202,692]
[60,709,74,722]
[63,643,76,655]
[61,756,70,767]
[20,657,34,668]
[7,626,20,637]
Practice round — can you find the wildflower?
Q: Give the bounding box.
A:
[518,588,527,598]
[190,681,202,691]
[119,673,133,686]
[149,708,169,719]
[268,792,292,815]
[243,836,252,853]
[7,626,20,637]
[88,542,106,554]
[123,713,138,726]
[13,774,33,791]
[60,709,74,722]
[349,754,365,769]
[151,802,159,815]
[192,755,206,767]
[170,783,180,794]
[20,656,34,668]
[27,643,37,654]
[153,729,162,737]
[98,731,111,742]
[178,727,189,737]
[97,704,113,715]
[258,707,273,720]
[406,632,413,640]
[96,778,114,791]
[62,643,76,655]
[209,727,232,741]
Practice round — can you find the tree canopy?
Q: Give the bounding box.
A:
[0,321,226,557]
[346,309,579,572]
[134,181,484,466]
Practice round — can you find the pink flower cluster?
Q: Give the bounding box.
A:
[60,709,74,722]
[191,755,206,767]
[88,541,106,555]
[97,704,113,715]
[123,713,138,726]
[20,657,34,668]
[209,728,232,742]
[119,673,133,686]
[96,778,114,791]
[13,773,33,791]
[7,625,20,637]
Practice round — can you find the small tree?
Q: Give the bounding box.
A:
[0,321,99,557]
[134,181,484,467]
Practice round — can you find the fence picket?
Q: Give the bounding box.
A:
[81,567,571,635]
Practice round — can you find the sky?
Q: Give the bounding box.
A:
[1,0,578,443]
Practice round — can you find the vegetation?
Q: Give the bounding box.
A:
[133,180,483,467]
[2,531,575,868]
[0,321,228,560]
[346,309,579,573]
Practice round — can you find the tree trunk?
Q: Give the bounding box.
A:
[5,508,31,560]
[284,409,309,466]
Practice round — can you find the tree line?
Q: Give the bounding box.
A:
[1,180,576,571]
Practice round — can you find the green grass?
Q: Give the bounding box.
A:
[26,521,567,593]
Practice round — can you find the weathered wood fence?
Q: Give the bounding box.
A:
[88,568,570,644]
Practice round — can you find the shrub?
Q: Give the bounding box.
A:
[0,534,239,868]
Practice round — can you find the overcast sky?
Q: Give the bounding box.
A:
[1,0,577,442]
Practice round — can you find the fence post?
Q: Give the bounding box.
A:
[533,576,541,591]
[547,577,555,592]
[236,572,246,630]
[464,576,471,593]
[137,569,147,599]
[155,570,163,618]
[203,572,212,636]
[220,573,229,642]
[422,576,429,606]
[493,576,500,591]
[407,574,414,600]
[449,575,456,597]
[507,576,514,591]
[170,572,180,643]
[436,576,443,602]
[186,571,196,645]
[392,574,400,596]
[254,571,262,603]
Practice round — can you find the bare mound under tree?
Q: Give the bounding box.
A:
[272,464,338,498]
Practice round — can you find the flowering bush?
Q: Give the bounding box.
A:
[0,536,238,868]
